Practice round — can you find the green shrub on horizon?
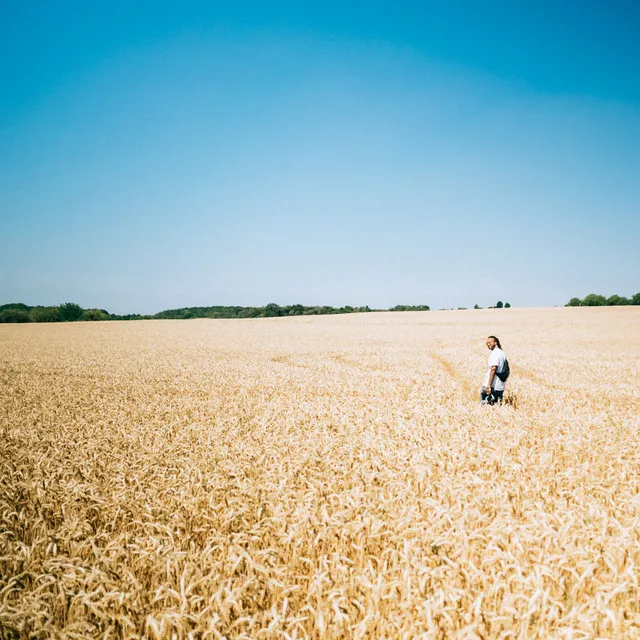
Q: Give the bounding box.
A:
[30,306,63,322]
[82,309,109,321]
[566,292,640,307]
[59,302,84,321]
[389,305,430,312]
[0,303,30,313]
[0,308,31,323]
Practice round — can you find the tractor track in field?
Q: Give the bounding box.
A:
[430,351,475,397]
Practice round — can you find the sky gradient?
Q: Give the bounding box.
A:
[2,1,639,313]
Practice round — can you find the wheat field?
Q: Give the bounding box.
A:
[1,307,639,639]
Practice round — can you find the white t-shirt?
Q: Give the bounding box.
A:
[483,347,507,391]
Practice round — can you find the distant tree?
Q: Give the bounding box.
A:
[496,301,503,308]
[606,295,630,306]
[504,302,511,308]
[82,309,109,321]
[473,304,481,309]
[390,305,430,312]
[567,297,582,307]
[59,302,84,321]
[581,293,607,307]
[263,303,283,317]
[0,308,31,323]
[239,307,261,318]
[632,293,640,305]
[30,306,63,322]
[0,303,30,312]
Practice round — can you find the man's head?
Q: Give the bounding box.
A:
[486,335,501,350]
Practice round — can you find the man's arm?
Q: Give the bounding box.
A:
[487,365,497,389]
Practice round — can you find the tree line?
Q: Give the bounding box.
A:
[0,303,120,323]
[566,292,640,307]
[155,303,377,320]
[0,302,434,323]
[474,301,511,309]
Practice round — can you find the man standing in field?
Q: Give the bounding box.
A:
[481,335,508,405]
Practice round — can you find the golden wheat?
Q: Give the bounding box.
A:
[1,307,640,638]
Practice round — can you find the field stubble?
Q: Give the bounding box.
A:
[1,308,640,638]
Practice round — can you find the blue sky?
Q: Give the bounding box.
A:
[1,1,639,313]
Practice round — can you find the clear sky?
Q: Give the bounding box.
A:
[1,1,639,314]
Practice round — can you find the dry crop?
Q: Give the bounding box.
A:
[1,307,640,639]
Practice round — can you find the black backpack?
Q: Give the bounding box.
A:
[496,358,510,382]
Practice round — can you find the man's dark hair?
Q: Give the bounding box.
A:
[488,335,502,349]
